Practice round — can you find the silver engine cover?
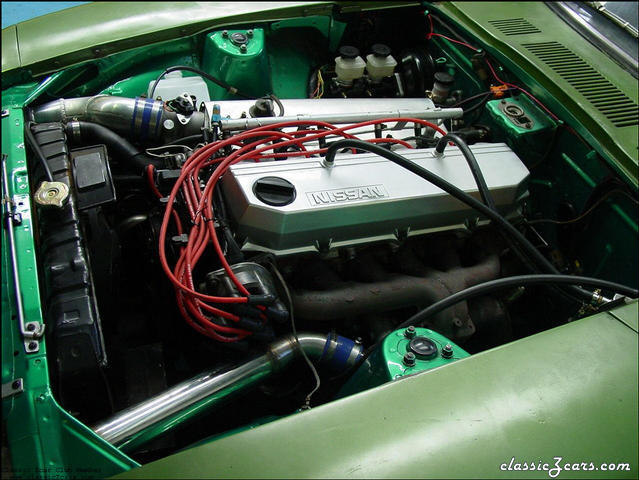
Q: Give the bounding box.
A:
[223,143,529,252]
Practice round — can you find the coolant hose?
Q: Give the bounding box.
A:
[92,332,363,451]
[66,121,162,173]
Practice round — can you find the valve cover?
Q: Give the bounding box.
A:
[222,143,529,252]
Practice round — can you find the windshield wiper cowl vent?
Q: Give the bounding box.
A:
[522,41,639,128]
[488,18,542,35]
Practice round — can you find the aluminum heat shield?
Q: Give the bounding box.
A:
[222,143,529,252]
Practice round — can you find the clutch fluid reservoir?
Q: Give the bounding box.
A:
[335,45,366,85]
[365,44,397,82]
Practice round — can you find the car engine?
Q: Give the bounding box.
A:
[11,5,637,464]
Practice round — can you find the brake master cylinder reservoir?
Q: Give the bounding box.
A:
[365,43,397,82]
[431,71,455,104]
[335,45,366,85]
[337,326,470,398]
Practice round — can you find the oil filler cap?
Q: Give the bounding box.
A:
[253,176,296,206]
[409,336,438,360]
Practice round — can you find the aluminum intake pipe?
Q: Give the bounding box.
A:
[32,95,206,141]
[92,332,362,451]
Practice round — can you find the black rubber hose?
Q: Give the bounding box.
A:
[324,139,593,302]
[396,274,638,330]
[167,134,204,146]
[434,133,557,299]
[149,66,252,100]
[435,133,495,210]
[24,122,54,182]
[66,121,162,173]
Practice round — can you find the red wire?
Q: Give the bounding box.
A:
[425,13,560,124]
[158,118,447,342]
[428,33,481,52]
[483,58,560,123]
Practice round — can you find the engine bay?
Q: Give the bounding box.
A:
[9,3,638,464]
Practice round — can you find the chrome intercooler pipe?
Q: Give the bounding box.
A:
[32,95,206,141]
[92,333,363,450]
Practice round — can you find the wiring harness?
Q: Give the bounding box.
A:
[151,118,447,342]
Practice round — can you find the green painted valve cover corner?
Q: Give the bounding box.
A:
[338,327,469,398]
[202,28,272,100]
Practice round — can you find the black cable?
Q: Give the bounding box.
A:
[451,91,492,107]
[324,139,593,302]
[166,134,204,146]
[269,261,321,409]
[396,274,638,331]
[429,13,478,47]
[66,121,162,173]
[527,189,639,226]
[462,93,494,126]
[268,94,285,117]
[149,65,253,100]
[437,133,583,304]
[463,93,492,116]
[24,122,54,182]
[434,133,495,210]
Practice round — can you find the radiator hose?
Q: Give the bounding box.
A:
[65,121,162,173]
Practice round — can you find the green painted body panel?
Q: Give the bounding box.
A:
[1,2,638,478]
[1,25,19,72]
[97,16,347,101]
[1,2,416,78]
[420,2,638,289]
[339,327,469,397]
[434,2,638,188]
[486,95,556,163]
[202,28,271,100]
[1,109,139,479]
[115,301,638,479]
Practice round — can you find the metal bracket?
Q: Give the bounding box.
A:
[176,113,190,125]
[2,378,24,399]
[2,154,46,354]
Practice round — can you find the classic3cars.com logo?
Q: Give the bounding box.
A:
[500,456,631,478]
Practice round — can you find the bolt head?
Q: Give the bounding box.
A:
[442,344,454,359]
[11,380,21,390]
[26,323,36,331]
[28,341,37,350]
[403,352,416,367]
[222,30,229,37]
[240,44,247,52]
[247,29,254,37]
[404,326,416,338]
